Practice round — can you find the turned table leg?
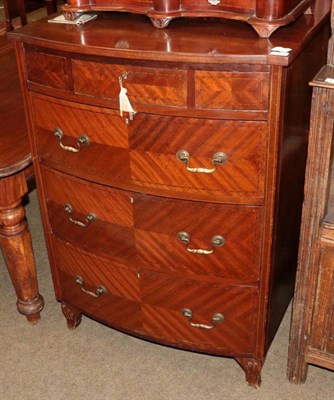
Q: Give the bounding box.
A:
[0,172,44,324]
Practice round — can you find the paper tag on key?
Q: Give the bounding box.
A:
[119,87,136,119]
[270,46,292,57]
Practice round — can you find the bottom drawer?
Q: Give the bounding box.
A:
[141,270,259,355]
[52,239,259,356]
[54,239,142,332]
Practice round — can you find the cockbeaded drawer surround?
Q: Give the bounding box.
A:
[8,9,330,387]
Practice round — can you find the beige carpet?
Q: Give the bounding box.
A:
[0,189,333,399]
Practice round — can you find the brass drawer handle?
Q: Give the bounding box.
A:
[176,150,227,174]
[75,275,107,298]
[182,308,224,329]
[54,127,90,153]
[177,231,225,255]
[64,203,96,228]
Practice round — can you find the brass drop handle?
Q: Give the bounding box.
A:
[177,231,225,255]
[54,127,90,153]
[75,275,107,298]
[182,308,224,329]
[176,150,227,174]
[64,203,96,228]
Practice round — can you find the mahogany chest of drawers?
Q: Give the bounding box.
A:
[8,7,330,386]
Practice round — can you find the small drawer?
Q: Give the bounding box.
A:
[141,270,259,355]
[25,49,69,91]
[54,239,142,332]
[42,167,136,264]
[195,70,269,111]
[133,195,262,281]
[32,94,267,201]
[72,59,187,108]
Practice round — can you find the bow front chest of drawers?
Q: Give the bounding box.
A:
[8,8,330,386]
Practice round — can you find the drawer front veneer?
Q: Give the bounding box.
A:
[133,195,262,280]
[72,60,188,108]
[25,51,269,113]
[43,167,262,281]
[32,95,267,200]
[54,240,142,332]
[42,167,136,266]
[26,50,69,91]
[53,240,258,355]
[195,71,269,111]
[141,270,259,355]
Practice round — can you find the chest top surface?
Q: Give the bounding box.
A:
[7,5,330,66]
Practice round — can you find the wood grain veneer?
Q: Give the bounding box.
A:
[8,8,330,386]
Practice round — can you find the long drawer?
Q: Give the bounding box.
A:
[54,239,259,355]
[43,167,262,281]
[32,94,267,202]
